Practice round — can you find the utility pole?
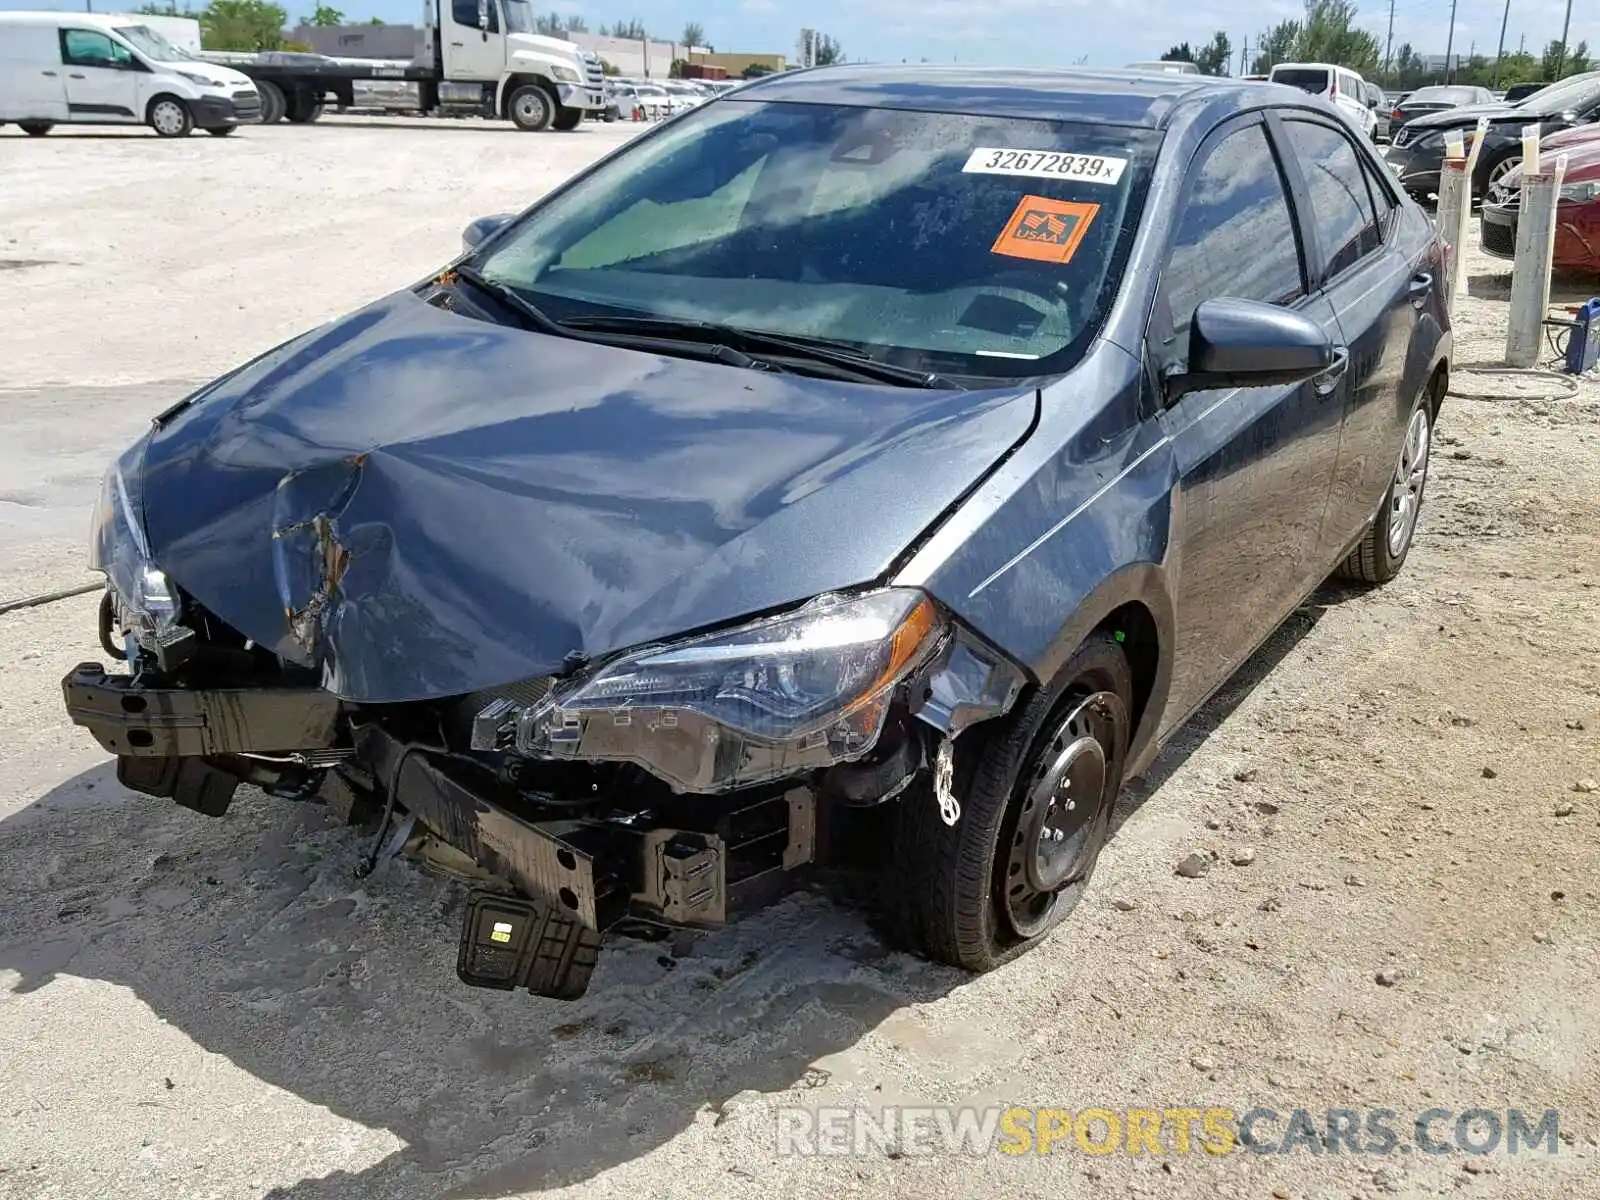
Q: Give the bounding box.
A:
[1493,0,1510,89]
[1555,0,1572,77]
[1241,36,1250,75]
[1384,0,1395,74]
[1443,0,1458,83]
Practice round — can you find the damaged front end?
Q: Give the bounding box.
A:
[68,474,1027,998]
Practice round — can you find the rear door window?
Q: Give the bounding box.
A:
[1274,68,1330,96]
[1280,118,1382,278]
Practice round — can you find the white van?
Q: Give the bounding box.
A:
[1267,61,1378,140]
[0,11,261,137]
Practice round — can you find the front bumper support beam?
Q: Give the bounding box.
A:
[62,662,341,758]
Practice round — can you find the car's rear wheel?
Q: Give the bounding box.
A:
[19,121,54,136]
[891,631,1132,971]
[1338,390,1434,584]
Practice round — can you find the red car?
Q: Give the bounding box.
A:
[1480,124,1600,272]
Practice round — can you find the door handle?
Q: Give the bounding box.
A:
[41,69,58,76]
[1313,346,1350,396]
[450,40,464,46]
[69,72,86,79]
[1408,271,1434,309]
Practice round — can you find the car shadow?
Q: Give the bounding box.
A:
[0,583,1353,1198]
[1111,582,1351,829]
[0,758,963,1198]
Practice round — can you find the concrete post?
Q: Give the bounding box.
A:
[1435,157,1469,308]
[1504,157,1569,368]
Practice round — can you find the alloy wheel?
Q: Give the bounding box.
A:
[1387,406,1431,558]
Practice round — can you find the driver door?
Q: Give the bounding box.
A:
[58,28,143,123]
[1152,115,1348,730]
[443,0,504,82]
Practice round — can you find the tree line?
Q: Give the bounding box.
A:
[132,2,735,56]
[1158,0,1590,89]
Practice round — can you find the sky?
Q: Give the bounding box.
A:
[4,0,1592,68]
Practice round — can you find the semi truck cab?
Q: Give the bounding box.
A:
[434,0,604,125]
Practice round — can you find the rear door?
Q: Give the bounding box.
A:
[58,27,141,122]
[1151,114,1349,727]
[1273,112,1425,561]
[0,27,70,121]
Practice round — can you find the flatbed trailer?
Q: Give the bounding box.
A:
[199,0,606,129]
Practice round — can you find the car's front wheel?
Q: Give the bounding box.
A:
[1338,390,1434,584]
[891,630,1132,970]
[147,96,193,137]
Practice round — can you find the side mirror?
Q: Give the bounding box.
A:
[1165,297,1337,402]
[461,213,514,254]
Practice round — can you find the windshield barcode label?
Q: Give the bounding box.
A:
[962,148,1128,185]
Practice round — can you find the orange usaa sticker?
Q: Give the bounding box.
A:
[991,195,1099,264]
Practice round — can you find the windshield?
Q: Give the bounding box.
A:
[114,24,191,61]
[1271,68,1331,95]
[501,0,536,34]
[1409,86,1477,104]
[1516,72,1600,112]
[471,100,1158,380]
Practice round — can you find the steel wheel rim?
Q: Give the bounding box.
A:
[153,101,184,134]
[1387,406,1431,558]
[514,93,548,125]
[1003,690,1125,938]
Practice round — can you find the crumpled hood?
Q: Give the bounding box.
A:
[137,290,1037,703]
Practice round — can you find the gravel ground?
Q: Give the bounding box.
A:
[1,118,1598,1200]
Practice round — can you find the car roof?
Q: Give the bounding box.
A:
[728,64,1267,129]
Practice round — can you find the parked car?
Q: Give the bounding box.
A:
[1388,84,1496,136]
[66,65,1451,1001]
[1502,81,1549,104]
[1386,70,1600,200]
[1366,81,1393,140]
[0,9,260,136]
[1480,123,1600,271]
[1268,62,1378,139]
[1125,59,1202,74]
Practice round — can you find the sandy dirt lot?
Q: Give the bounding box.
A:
[1,117,1597,1200]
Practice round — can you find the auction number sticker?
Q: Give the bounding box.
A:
[962,147,1127,185]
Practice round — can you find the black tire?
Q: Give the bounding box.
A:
[506,83,554,131]
[1337,386,1435,584]
[257,80,286,124]
[206,125,238,137]
[890,630,1133,971]
[285,90,324,124]
[551,105,583,131]
[147,96,193,138]
[19,121,54,136]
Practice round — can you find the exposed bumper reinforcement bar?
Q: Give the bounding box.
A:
[62,662,342,758]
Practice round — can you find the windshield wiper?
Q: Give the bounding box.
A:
[561,315,959,389]
[450,265,569,337]
[449,270,767,370]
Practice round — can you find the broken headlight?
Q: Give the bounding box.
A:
[479,589,944,793]
[88,439,179,653]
